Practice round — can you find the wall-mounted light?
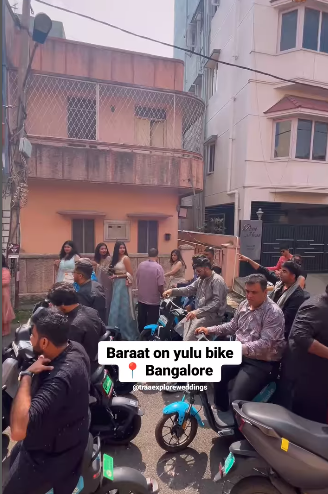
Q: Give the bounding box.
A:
[256,208,264,221]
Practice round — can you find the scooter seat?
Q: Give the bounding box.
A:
[242,402,328,461]
[91,366,105,385]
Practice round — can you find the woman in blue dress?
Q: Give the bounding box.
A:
[54,241,80,283]
[108,242,139,341]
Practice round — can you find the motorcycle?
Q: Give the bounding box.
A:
[154,334,278,453]
[11,299,135,396]
[100,327,134,396]
[44,433,158,494]
[139,298,186,342]
[2,323,143,445]
[214,400,328,494]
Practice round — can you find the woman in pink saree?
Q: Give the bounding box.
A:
[2,255,15,336]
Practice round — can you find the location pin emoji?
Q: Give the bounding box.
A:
[129,362,137,379]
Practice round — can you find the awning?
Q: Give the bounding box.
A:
[57,210,106,218]
[264,95,328,116]
[205,49,220,69]
[204,135,217,146]
[126,213,173,219]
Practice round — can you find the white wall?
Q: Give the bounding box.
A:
[205,0,328,223]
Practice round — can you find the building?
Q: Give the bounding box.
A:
[2,0,10,253]
[174,0,328,272]
[5,2,204,259]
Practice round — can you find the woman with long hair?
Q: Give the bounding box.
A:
[93,242,112,319]
[165,248,186,288]
[108,241,138,340]
[2,255,15,336]
[54,240,80,283]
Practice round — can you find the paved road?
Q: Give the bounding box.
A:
[2,385,235,494]
[103,386,234,494]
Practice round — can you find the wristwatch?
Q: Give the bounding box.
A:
[18,371,34,381]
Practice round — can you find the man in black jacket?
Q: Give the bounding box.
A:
[73,258,107,324]
[286,286,328,423]
[239,255,308,339]
[48,282,106,373]
[3,310,90,494]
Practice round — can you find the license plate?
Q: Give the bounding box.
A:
[129,399,138,407]
[224,452,235,475]
[159,316,168,327]
[102,375,113,395]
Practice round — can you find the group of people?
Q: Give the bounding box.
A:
[2,241,328,494]
[194,246,328,426]
[54,240,221,339]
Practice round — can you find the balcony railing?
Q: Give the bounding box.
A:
[8,71,205,154]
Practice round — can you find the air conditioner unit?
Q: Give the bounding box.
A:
[211,0,220,6]
[186,22,196,49]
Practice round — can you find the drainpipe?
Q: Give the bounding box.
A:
[227,0,240,237]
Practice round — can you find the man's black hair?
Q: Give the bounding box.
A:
[280,244,290,251]
[149,248,158,258]
[282,261,301,280]
[245,273,267,292]
[212,265,222,275]
[31,308,69,347]
[48,282,79,306]
[192,255,212,270]
[75,259,93,279]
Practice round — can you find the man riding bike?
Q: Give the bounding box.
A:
[47,282,106,373]
[3,309,90,494]
[196,273,285,416]
[163,255,228,341]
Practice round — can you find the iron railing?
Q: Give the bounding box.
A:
[8,71,205,154]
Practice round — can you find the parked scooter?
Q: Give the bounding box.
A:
[154,334,278,453]
[139,298,186,342]
[215,400,328,494]
[2,323,143,444]
[43,432,159,494]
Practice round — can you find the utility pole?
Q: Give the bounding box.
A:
[7,0,31,308]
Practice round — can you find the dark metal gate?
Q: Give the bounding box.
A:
[260,224,328,273]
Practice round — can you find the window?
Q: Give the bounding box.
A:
[273,119,328,162]
[295,119,312,159]
[72,219,95,253]
[104,220,130,242]
[208,68,218,99]
[67,97,96,140]
[138,221,158,253]
[312,122,328,161]
[280,10,298,51]
[207,143,216,173]
[134,106,166,147]
[274,121,291,158]
[303,8,328,54]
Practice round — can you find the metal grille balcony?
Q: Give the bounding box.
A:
[8,71,205,154]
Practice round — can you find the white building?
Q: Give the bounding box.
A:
[175,0,328,269]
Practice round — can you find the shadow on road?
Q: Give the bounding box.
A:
[157,448,208,490]
[103,441,147,473]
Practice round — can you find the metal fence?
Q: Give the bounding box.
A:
[8,71,205,154]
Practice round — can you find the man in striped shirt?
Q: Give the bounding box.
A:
[196,273,285,412]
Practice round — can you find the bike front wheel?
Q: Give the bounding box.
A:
[155,412,198,453]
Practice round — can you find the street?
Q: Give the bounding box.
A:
[104,386,233,494]
[2,385,233,494]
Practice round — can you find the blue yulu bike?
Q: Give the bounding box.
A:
[155,336,277,453]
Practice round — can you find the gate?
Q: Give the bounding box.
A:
[260,224,328,273]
